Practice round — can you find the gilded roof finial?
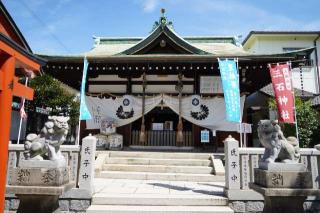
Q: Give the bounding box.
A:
[161,8,166,17]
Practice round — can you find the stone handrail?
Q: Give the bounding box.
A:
[224,137,320,201]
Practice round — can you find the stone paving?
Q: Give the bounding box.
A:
[93,178,225,196]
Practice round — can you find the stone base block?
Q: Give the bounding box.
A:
[249,183,320,213]
[94,134,109,150]
[19,159,66,168]
[6,182,74,196]
[258,162,307,172]
[254,168,312,188]
[17,194,60,213]
[108,134,123,150]
[9,167,69,186]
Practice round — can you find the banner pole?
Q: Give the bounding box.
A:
[236,58,242,147]
[289,62,299,142]
[76,116,81,145]
[17,77,28,144]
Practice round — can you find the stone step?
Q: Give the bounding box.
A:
[99,171,224,182]
[103,164,213,174]
[86,205,234,213]
[91,193,228,206]
[105,157,212,167]
[108,151,212,160]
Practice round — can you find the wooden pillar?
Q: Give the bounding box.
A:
[139,72,147,145]
[176,73,183,146]
[0,56,15,211]
[127,76,132,94]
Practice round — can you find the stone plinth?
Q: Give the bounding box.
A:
[8,159,72,212]
[108,134,123,150]
[94,134,109,150]
[254,168,312,188]
[19,159,67,168]
[9,167,69,186]
[250,183,320,213]
[258,162,307,172]
[250,162,314,213]
[7,182,74,213]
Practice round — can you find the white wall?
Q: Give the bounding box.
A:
[246,36,314,54]
[245,35,319,94]
[292,67,317,94]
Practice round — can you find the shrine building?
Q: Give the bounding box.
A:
[39,12,315,149]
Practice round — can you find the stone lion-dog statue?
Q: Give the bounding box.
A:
[24,116,69,162]
[257,120,300,163]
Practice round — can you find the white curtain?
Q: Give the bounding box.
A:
[85,94,246,132]
[162,95,245,132]
[85,95,162,129]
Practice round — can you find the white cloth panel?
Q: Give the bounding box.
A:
[163,95,245,132]
[85,95,162,129]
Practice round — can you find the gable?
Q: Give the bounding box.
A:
[120,16,209,55]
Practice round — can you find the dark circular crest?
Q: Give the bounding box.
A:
[123,98,130,106]
[190,105,209,120]
[116,106,134,119]
[192,98,200,106]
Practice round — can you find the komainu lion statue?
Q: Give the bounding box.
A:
[258,120,300,163]
[24,116,69,161]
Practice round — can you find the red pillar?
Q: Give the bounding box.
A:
[0,56,15,212]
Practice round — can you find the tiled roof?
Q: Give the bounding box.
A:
[260,83,315,97]
[85,37,248,57]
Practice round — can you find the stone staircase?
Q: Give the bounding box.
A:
[87,151,233,213]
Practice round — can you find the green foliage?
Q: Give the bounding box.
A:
[268,97,319,148]
[29,74,79,127]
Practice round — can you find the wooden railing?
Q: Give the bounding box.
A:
[224,136,320,200]
[131,130,193,146]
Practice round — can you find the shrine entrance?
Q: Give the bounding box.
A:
[0,35,45,211]
[130,106,194,147]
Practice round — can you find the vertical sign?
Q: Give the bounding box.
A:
[224,136,240,190]
[78,134,96,194]
[269,63,295,123]
[218,59,241,122]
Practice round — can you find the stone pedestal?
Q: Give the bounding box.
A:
[7,182,74,213]
[254,168,312,188]
[108,134,123,150]
[94,134,109,150]
[9,166,69,186]
[7,160,73,213]
[250,183,320,213]
[250,163,316,213]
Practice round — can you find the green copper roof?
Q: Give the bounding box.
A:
[89,10,238,55]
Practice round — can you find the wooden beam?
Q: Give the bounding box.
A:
[0,41,40,70]
[0,57,15,212]
[0,71,3,91]
[12,77,34,100]
[88,80,194,85]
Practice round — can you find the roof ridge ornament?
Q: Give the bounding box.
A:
[151,8,174,32]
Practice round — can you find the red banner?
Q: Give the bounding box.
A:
[269,63,295,123]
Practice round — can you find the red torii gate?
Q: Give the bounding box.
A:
[0,34,44,211]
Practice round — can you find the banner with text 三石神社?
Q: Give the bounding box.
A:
[269,63,295,123]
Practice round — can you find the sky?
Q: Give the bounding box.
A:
[3,0,320,55]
